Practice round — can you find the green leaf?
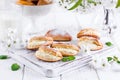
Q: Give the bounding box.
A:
[87,0,97,6]
[62,57,68,62]
[62,56,76,62]
[68,0,83,10]
[105,42,113,46]
[113,56,118,61]
[68,56,75,60]
[11,63,20,71]
[107,57,113,62]
[117,61,120,64]
[107,56,120,64]
[116,0,120,8]
[0,55,8,60]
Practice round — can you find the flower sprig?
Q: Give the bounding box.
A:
[59,0,120,11]
[107,56,120,64]
[59,0,101,10]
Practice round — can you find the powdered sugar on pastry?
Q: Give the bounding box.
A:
[50,29,67,36]
[45,29,72,41]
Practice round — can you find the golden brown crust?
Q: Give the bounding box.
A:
[16,0,34,6]
[45,29,72,41]
[29,36,53,42]
[58,51,77,56]
[27,45,41,50]
[51,43,80,56]
[38,46,62,57]
[35,46,63,62]
[51,43,80,51]
[27,36,53,50]
[78,36,103,51]
[37,0,52,5]
[77,28,100,39]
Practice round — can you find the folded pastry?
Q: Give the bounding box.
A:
[45,29,72,41]
[51,43,80,56]
[27,36,53,50]
[35,46,63,62]
[78,36,103,51]
[77,28,100,39]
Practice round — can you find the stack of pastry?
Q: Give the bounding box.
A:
[17,0,52,6]
[35,43,79,62]
[27,29,79,62]
[77,28,103,51]
[26,28,103,62]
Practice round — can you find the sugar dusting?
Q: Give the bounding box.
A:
[50,29,68,36]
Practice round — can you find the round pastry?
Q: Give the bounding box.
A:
[27,36,53,50]
[51,43,80,56]
[78,36,103,51]
[35,46,63,62]
[45,29,72,41]
[77,28,100,39]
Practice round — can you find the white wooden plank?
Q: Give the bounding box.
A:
[0,58,24,80]
[93,46,120,80]
[96,70,120,80]
[23,67,60,80]
[62,66,99,80]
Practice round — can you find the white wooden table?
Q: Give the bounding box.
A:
[1,1,120,80]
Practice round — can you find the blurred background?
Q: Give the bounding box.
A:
[0,0,120,49]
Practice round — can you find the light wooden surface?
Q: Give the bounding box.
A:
[1,0,120,80]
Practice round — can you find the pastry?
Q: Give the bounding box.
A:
[78,36,103,51]
[51,43,80,56]
[29,0,38,5]
[45,29,72,41]
[37,0,52,5]
[17,0,34,5]
[35,46,63,62]
[27,36,53,50]
[16,0,52,6]
[77,28,100,39]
